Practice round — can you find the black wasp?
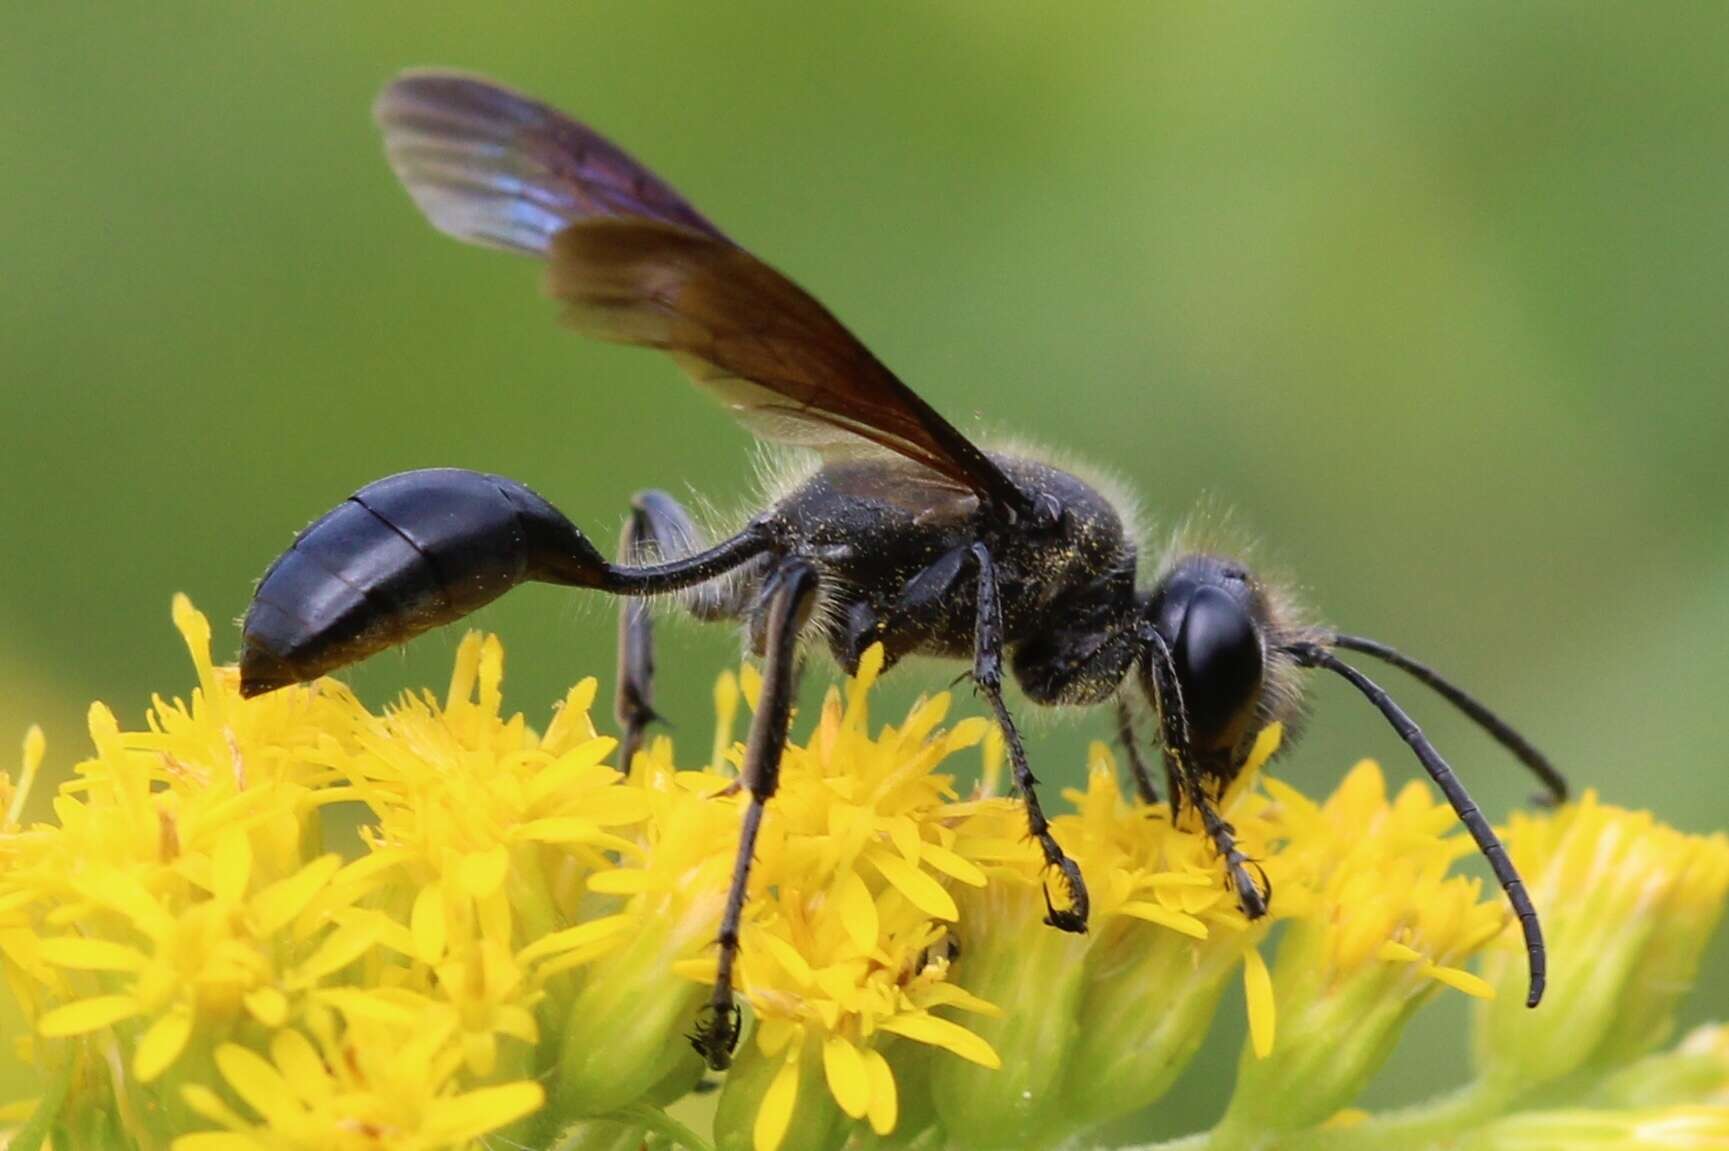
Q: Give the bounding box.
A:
[239,72,1564,1067]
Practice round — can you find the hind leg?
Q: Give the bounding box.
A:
[615,490,745,767]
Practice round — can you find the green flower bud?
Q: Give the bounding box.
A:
[1475,794,1729,1096]
[928,879,1089,1151]
[1060,916,1262,1128]
[1219,762,1503,1141]
[1596,1025,1729,1111]
[552,911,713,1116]
[713,1036,846,1151]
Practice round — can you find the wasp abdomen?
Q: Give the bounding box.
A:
[240,468,608,696]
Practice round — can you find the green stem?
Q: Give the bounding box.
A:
[9,1052,75,1151]
[610,1103,715,1151]
[1107,1079,1518,1151]
[1275,1081,1509,1151]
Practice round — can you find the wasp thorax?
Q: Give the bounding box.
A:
[1148,555,1267,756]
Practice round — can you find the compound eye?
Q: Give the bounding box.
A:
[1175,585,1265,752]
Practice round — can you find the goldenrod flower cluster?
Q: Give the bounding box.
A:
[1,599,1725,1151]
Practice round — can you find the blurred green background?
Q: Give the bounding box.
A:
[3,1,1726,1138]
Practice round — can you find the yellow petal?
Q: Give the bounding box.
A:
[1423,963,1496,999]
[573,787,653,826]
[424,1082,546,1143]
[755,1052,801,1151]
[1242,723,1284,775]
[215,1043,299,1125]
[37,936,149,972]
[496,1004,540,1044]
[1244,946,1276,1059]
[213,828,252,904]
[311,988,418,1026]
[888,817,922,866]
[515,817,625,847]
[756,930,815,988]
[270,1029,332,1103]
[915,982,1002,1018]
[294,917,381,981]
[172,1136,257,1151]
[83,871,173,940]
[833,868,879,953]
[712,670,740,771]
[179,1083,247,1129]
[1117,901,1209,940]
[250,854,341,934]
[411,885,446,963]
[459,845,511,897]
[38,995,142,1036]
[980,725,1005,797]
[134,1008,193,1082]
[878,1013,999,1068]
[920,842,987,887]
[518,915,632,966]
[945,716,989,751]
[243,987,287,1028]
[9,726,44,827]
[822,1036,870,1118]
[868,851,958,921]
[464,1028,498,1078]
[739,662,763,713]
[863,1047,898,1135]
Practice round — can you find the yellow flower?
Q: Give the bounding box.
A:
[1476,792,1729,1094]
[6,596,1726,1151]
[7,603,385,1101]
[171,1008,543,1151]
[542,736,738,1117]
[702,651,1003,1151]
[325,632,652,1084]
[927,729,1288,1149]
[1219,760,1506,1140]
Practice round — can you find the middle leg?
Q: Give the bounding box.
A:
[1115,698,1161,805]
[968,543,1090,933]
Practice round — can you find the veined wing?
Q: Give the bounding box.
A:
[374,71,1033,520]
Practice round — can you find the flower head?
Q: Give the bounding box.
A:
[698,650,1005,1151]
[1476,792,1729,1093]
[1219,759,1507,1138]
[3,598,1726,1151]
[924,729,1290,1148]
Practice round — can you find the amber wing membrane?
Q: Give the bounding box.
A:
[374,70,1031,518]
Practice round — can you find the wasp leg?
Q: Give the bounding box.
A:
[1190,787,1269,919]
[968,542,1090,933]
[1139,627,1268,918]
[690,559,819,1071]
[1116,699,1160,806]
[615,491,748,768]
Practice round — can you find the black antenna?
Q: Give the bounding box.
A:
[1331,633,1567,806]
[1290,643,1547,1008]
